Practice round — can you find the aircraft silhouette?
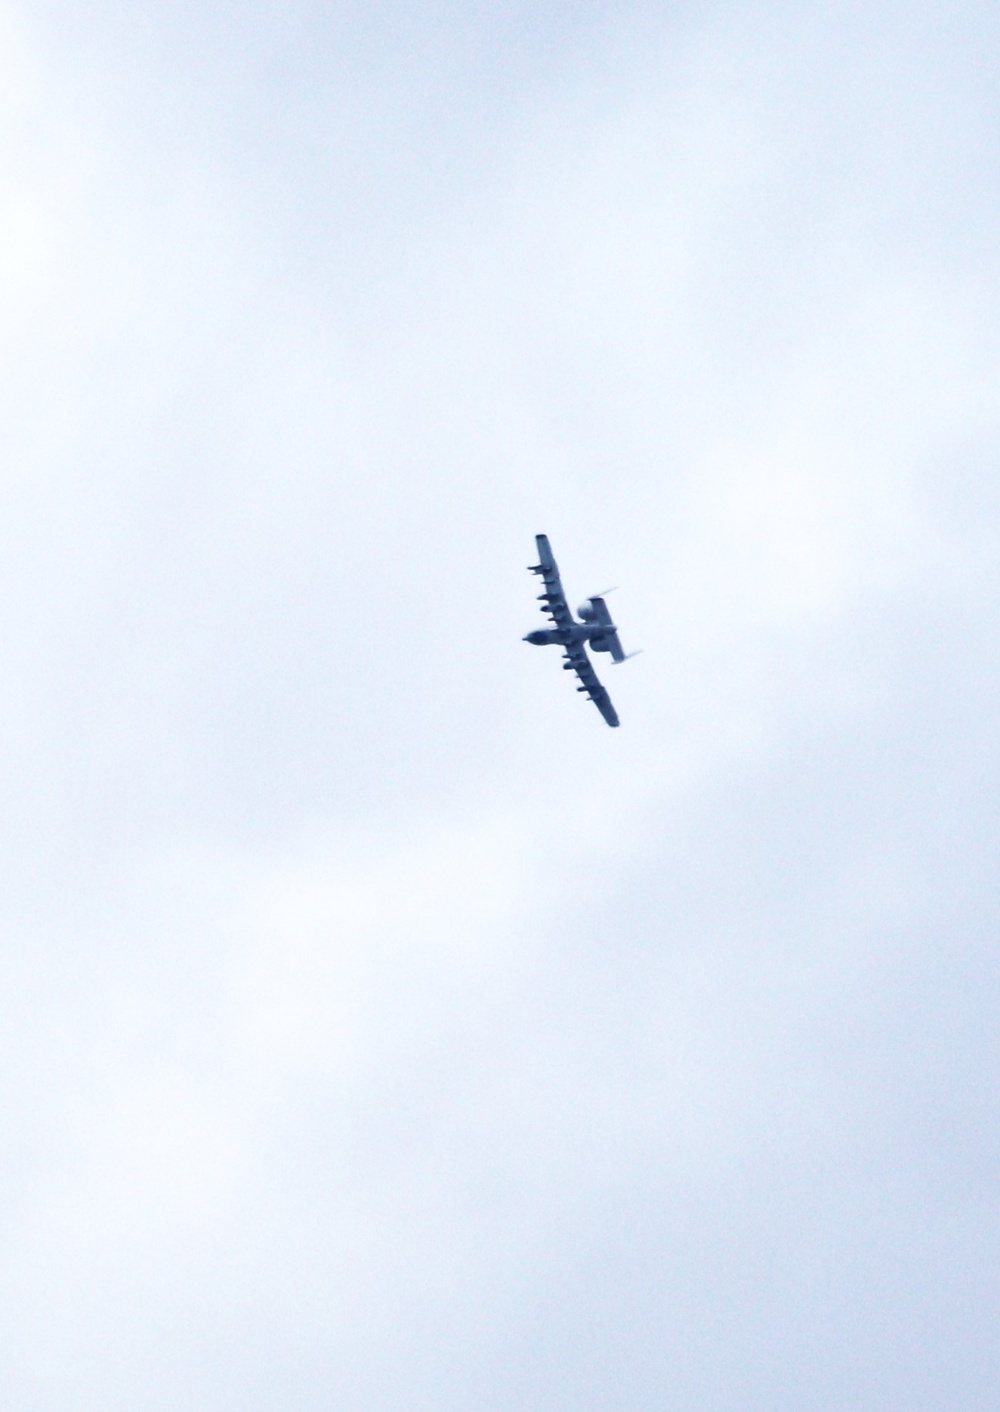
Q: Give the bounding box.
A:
[523,533,636,727]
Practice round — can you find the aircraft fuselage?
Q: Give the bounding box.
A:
[523,623,607,648]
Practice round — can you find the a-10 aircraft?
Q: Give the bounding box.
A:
[523,533,636,727]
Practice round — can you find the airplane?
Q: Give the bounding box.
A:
[523,533,636,727]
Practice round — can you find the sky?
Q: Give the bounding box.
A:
[1,1,1000,1407]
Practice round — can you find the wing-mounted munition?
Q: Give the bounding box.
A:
[523,533,637,727]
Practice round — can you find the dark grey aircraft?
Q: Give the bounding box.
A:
[523,533,635,727]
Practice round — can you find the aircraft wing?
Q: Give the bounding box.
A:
[563,640,620,728]
[529,534,575,631]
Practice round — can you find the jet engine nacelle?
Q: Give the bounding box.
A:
[578,602,597,621]
[590,636,610,652]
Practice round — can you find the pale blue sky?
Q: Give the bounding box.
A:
[1,3,999,1407]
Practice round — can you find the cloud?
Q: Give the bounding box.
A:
[1,1,1000,1407]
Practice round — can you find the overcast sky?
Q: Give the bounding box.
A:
[1,2,1000,1408]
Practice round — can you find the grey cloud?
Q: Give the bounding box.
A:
[0,2,999,1407]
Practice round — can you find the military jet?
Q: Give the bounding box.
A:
[523,533,635,727]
